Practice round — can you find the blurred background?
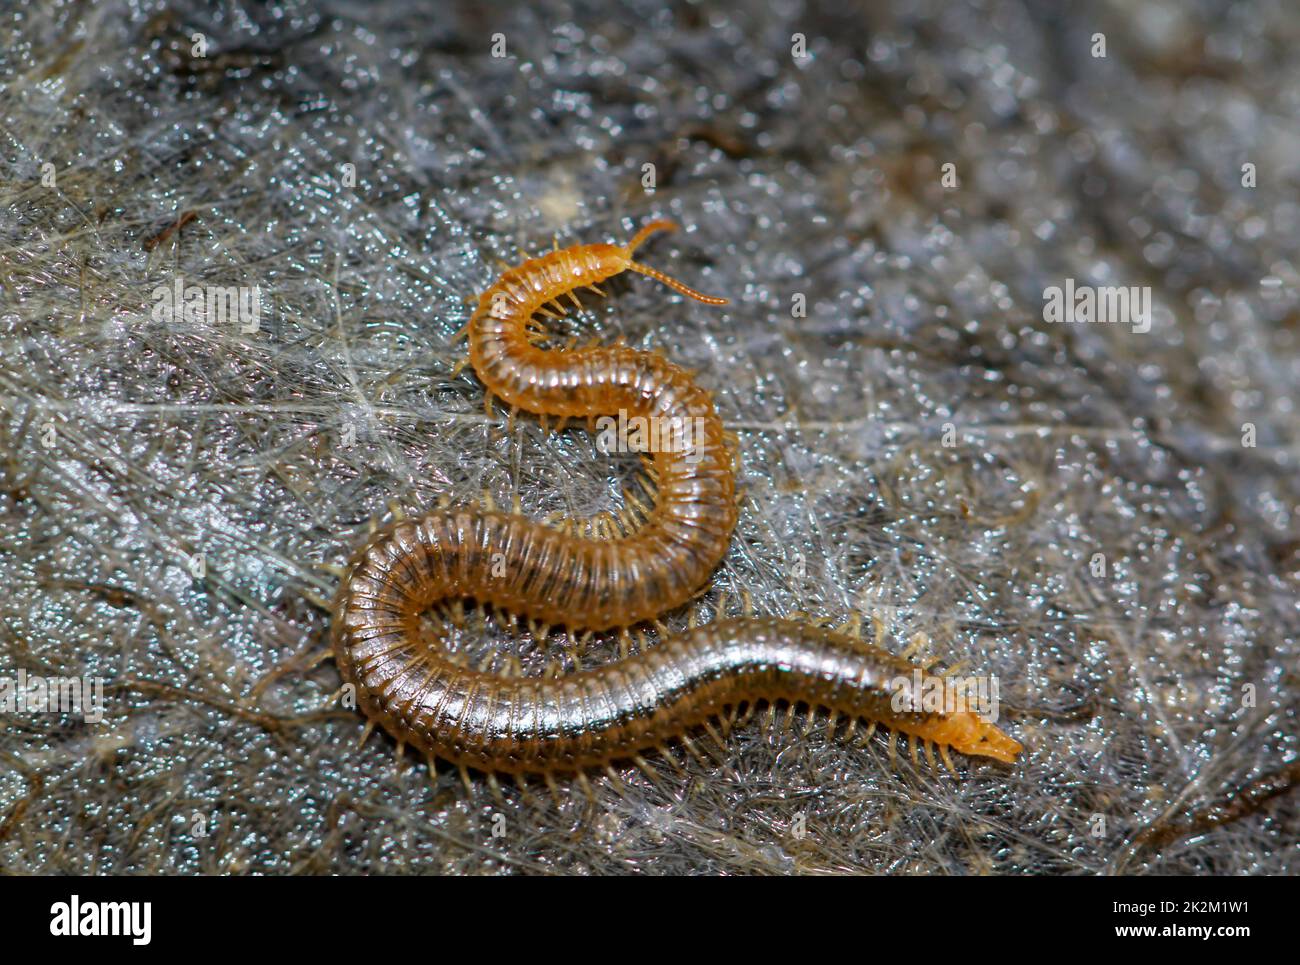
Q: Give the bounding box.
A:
[0,0,1296,873]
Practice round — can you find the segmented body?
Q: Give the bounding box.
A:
[331,221,1022,774]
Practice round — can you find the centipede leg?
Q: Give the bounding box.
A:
[824,710,840,740]
[356,720,376,750]
[543,771,564,807]
[678,734,711,768]
[720,705,738,736]
[514,774,537,809]
[603,764,628,794]
[656,743,686,774]
[575,770,596,805]
[779,704,797,735]
[899,632,927,662]
[701,720,729,758]
[486,771,505,805]
[939,745,959,778]
[630,754,666,791]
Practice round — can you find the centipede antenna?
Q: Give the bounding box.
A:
[627,261,729,305]
[624,219,678,253]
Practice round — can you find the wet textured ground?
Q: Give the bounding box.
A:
[0,0,1297,874]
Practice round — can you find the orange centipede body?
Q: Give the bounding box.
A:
[331,220,1023,776]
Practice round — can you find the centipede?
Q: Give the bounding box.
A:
[330,219,1023,779]
[1138,758,1300,848]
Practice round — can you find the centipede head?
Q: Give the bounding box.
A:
[936,711,1023,764]
[620,220,729,306]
